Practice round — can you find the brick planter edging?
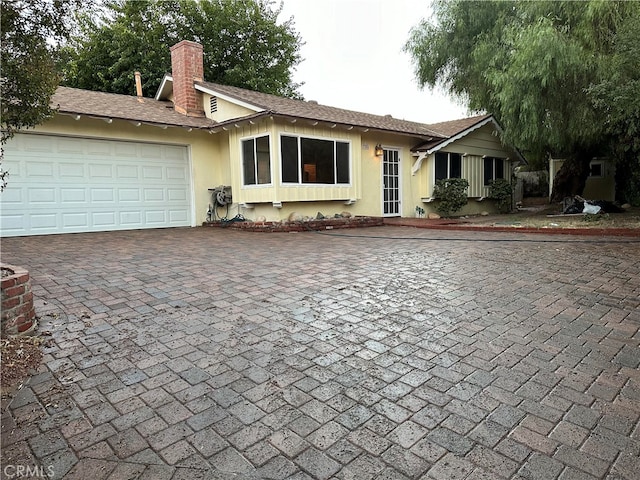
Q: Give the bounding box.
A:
[1,263,37,337]
[203,216,384,232]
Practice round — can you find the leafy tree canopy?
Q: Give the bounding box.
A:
[405,1,640,202]
[1,0,84,189]
[62,0,304,99]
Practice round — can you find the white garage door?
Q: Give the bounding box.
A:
[1,134,193,237]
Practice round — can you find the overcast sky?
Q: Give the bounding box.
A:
[278,0,470,124]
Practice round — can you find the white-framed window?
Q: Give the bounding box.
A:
[483,157,505,185]
[241,134,271,186]
[435,152,462,180]
[280,134,350,185]
[589,161,604,177]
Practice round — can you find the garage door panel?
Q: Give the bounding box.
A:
[120,211,142,225]
[165,146,186,160]
[25,136,55,152]
[116,165,139,179]
[60,163,85,177]
[26,162,55,177]
[167,167,187,180]
[146,211,166,224]
[92,212,117,227]
[31,214,58,229]
[28,188,56,203]
[114,143,138,157]
[59,138,84,154]
[169,210,188,223]
[142,166,163,179]
[118,189,140,201]
[1,134,192,236]
[167,189,187,201]
[61,188,87,203]
[143,189,164,201]
[87,140,111,156]
[90,189,115,202]
[89,164,114,178]
[140,144,162,158]
[62,212,89,228]
[1,215,24,232]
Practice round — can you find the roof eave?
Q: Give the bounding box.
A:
[155,74,173,101]
[412,115,527,164]
[269,113,441,139]
[56,110,213,131]
[423,116,496,154]
[195,83,265,113]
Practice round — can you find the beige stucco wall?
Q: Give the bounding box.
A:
[26,113,523,226]
[29,114,223,225]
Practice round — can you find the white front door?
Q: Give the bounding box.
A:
[1,133,193,236]
[382,148,401,216]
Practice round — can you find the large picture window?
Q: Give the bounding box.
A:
[483,157,505,185]
[242,135,271,186]
[435,152,462,180]
[281,135,350,185]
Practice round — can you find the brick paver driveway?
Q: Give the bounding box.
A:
[1,226,639,480]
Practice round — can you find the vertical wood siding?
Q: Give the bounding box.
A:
[230,120,360,205]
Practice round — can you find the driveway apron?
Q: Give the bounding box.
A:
[1,226,639,480]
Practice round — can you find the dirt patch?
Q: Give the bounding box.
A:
[461,204,640,230]
[1,336,44,399]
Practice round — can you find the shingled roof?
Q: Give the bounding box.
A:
[51,86,216,129]
[411,114,495,152]
[51,84,494,147]
[425,114,492,137]
[197,81,445,138]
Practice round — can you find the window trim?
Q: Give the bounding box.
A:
[434,151,462,181]
[589,161,604,178]
[240,133,273,187]
[483,156,505,186]
[279,133,352,186]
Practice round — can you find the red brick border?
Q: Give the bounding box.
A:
[203,216,384,232]
[1,263,36,337]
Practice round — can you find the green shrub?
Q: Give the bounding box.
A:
[433,178,469,216]
[489,178,514,213]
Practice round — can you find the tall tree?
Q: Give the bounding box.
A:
[0,0,84,190]
[62,0,304,99]
[405,0,640,202]
[589,12,640,205]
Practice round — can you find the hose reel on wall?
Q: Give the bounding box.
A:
[207,185,232,221]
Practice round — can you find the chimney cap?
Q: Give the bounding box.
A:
[170,40,204,52]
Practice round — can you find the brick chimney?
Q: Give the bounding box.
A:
[170,40,205,116]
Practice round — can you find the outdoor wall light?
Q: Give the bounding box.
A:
[374,144,384,157]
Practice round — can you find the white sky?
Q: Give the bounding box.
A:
[279,0,470,124]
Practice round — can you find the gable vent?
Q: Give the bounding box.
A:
[209,96,218,114]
